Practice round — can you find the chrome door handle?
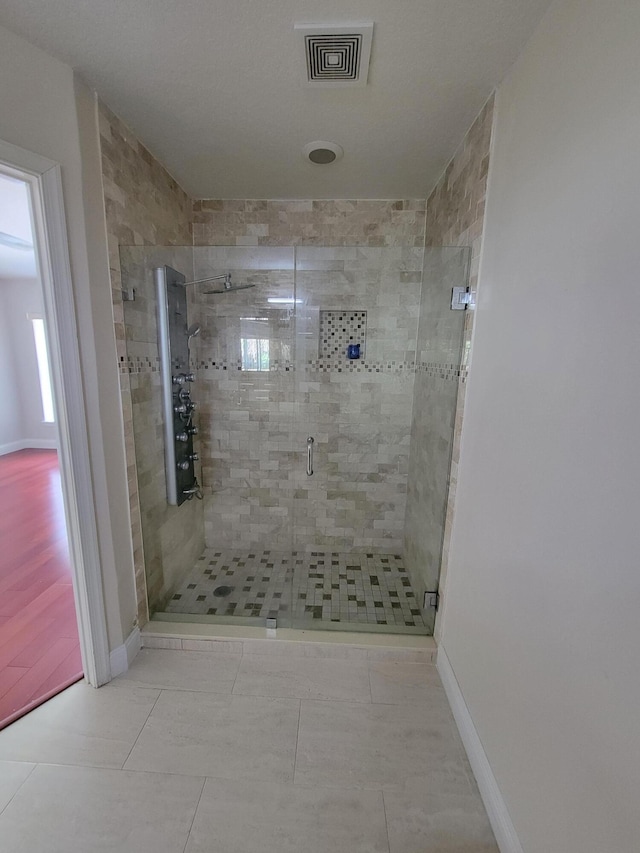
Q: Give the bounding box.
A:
[306,436,314,476]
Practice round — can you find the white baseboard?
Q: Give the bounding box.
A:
[437,646,524,853]
[109,626,141,678]
[0,438,58,455]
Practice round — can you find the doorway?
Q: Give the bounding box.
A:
[0,169,83,728]
[0,138,112,723]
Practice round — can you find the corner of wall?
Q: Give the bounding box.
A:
[108,625,142,678]
[96,99,200,622]
[73,75,139,648]
[437,645,524,852]
[401,93,496,643]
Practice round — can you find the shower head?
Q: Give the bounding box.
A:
[204,273,255,294]
[181,272,255,294]
[204,282,256,295]
[187,323,201,343]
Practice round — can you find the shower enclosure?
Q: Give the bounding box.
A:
[120,244,469,634]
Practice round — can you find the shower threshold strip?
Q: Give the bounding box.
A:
[154,611,427,636]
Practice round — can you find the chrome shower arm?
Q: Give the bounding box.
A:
[180,273,231,287]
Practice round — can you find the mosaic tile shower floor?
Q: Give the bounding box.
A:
[163,550,427,633]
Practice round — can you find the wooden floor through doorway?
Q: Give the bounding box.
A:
[0,449,82,730]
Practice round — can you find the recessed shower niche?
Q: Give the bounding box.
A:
[120,244,469,633]
[319,310,367,360]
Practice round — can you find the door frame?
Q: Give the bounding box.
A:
[0,139,110,687]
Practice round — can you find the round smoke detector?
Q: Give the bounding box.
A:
[303,141,344,165]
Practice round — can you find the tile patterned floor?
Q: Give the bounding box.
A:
[164,549,426,631]
[0,647,499,852]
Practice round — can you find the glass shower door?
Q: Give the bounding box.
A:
[403,246,471,632]
[289,245,470,634]
[290,246,428,632]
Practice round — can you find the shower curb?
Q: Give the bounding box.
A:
[141,621,436,663]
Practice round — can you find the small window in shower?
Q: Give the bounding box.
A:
[30,316,55,423]
[241,337,270,371]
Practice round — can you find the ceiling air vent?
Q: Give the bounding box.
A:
[295,23,373,87]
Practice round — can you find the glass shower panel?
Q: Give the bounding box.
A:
[403,246,470,633]
[121,245,298,626]
[186,246,296,626]
[291,247,427,632]
[120,245,205,617]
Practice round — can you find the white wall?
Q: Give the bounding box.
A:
[441,1,640,851]
[0,277,57,451]
[0,24,137,651]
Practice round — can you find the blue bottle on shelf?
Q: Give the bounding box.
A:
[347,343,361,359]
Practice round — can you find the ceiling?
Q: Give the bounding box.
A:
[0,173,37,280]
[0,1,551,199]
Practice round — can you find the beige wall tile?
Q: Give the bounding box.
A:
[405,95,495,632]
[98,102,200,625]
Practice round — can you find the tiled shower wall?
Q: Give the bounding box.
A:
[192,199,426,247]
[425,95,494,290]
[119,246,205,612]
[98,90,489,623]
[191,245,423,554]
[98,103,204,621]
[404,95,495,631]
[190,203,427,561]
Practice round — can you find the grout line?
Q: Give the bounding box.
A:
[119,689,161,770]
[381,789,392,853]
[229,653,242,694]
[292,698,302,785]
[181,775,207,853]
[114,682,238,695]
[24,760,212,782]
[0,761,37,817]
[229,690,372,704]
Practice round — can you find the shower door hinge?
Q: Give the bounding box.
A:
[424,591,439,611]
[122,286,136,302]
[451,286,472,310]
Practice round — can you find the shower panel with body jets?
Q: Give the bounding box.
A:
[156,266,257,505]
[155,266,201,505]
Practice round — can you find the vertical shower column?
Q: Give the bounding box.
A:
[156,265,200,505]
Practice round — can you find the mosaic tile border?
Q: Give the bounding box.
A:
[417,362,469,382]
[305,359,413,374]
[120,355,161,375]
[195,359,418,374]
[196,359,295,372]
[122,355,466,381]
